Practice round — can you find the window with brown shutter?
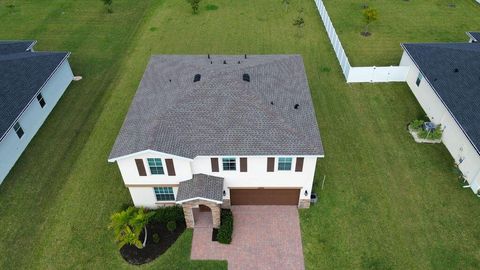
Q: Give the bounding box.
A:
[165,159,176,176]
[267,157,275,172]
[211,158,219,172]
[295,157,304,172]
[240,158,247,172]
[135,159,147,176]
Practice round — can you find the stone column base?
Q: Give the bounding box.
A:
[298,199,311,209]
[222,199,231,209]
[180,199,222,228]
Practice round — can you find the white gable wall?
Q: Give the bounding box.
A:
[0,59,73,184]
[400,51,480,192]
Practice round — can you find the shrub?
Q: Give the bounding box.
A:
[186,0,201,14]
[152,233,160,244]
[417,124,443,140]
[410,119,424,131]
[108,207,155,249]
[217,209,233,244]
[152,205,184,224]
[167,221,177,232]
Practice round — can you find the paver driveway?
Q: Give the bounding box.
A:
[191,205,305,270]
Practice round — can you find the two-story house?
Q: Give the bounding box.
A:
[108,55,324,228]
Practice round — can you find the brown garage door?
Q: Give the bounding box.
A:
[230,188,300,205]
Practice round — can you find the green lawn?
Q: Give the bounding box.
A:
[323,0,480,65]
[0,0,479,269]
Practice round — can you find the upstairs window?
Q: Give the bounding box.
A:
[13,123,24,139]
[222,157,236,171]
[147,158,164,175]
[154,187,175,201]
[37,93,46,108]
[278,157,292,171]
[416,72,423,87]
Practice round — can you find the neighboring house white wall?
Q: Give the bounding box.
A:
[400,51,480,192]
[112,151,319,207]
[0,60,73,184]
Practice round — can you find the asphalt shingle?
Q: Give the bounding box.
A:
[109,55,324,159]
[0,40,35,55]
[176,174,224,202]
[402,42,480,153]
[468,32,480,42]
[0,51,69,140]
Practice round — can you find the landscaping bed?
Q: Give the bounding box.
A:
[408,119,442,144]
[120,220,186,265]
[212,209,233,244]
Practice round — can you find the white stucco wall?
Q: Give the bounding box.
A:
[112,151,320,207]
[0,59,73,184]
[400,51,480,192]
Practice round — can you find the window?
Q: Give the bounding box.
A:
[278,157,292,171]
[13,123,24,139]
[222,157,236,171]
[154,187,174,201]
[416,72,423,86]
[147,158,164,175]
[37,93,46,108]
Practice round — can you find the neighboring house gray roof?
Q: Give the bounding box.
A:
[109,55,324,159]
[467,32,480,42]
[0,40,36,55]
[176,174,224,202]
[401,42,480,154]
[0,42,70,141]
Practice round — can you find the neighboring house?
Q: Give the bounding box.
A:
[467,31,480,43]
[399,33,480,194]
[109,55,324,228]
[0,41,73,184]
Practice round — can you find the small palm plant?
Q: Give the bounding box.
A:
[109,207,155,249]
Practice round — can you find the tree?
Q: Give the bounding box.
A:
[292,8,305,37]
[102,0,113,13]
[109,207,155,249]
[186,0,201,14]
[362,7,378,36]
[282,0,290,12]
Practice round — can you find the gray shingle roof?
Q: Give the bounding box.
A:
[467,32,480,42]
[109,55,324,159]
[0,40,36,55]
[176,174,224,202]
[0,49,70,141]
[402,42,480,153]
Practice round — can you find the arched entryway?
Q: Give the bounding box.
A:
[180,199,221,228]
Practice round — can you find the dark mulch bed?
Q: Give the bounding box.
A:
[120,221,186,265]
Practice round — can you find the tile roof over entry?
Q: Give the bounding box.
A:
[176,174,224,203]
[402,42,480,153]
[0,41,69,141]
[109,55,324,159]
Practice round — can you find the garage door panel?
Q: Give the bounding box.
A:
[230,188,300,205]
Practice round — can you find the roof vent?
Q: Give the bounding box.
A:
[243,73,250,82]
[454,68,459,73]
[193,74,201,82]
[208,54,210,59]
[223,60,227,64]
[210,61,213,64]
[270,101,274,105]
[238,61,241,64]
[294,104,299,109]
[244,54,247,59]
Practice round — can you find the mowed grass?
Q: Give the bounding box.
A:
[323,0,480,65]
[0,0,479,269]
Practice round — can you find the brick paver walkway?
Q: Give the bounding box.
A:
[191,206,305,270]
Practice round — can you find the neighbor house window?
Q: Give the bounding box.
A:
[154,187,174,201]
[278,157,292,171]
[147,158,164,175]
[222,157,236,171]
[416,72,423,87]
[37,93,46,108]
[13,123,24,139]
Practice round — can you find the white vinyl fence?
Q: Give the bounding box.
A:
[313,0,409,83]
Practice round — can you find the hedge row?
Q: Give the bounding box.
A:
[217,209,233,244]
[151,205,184,224]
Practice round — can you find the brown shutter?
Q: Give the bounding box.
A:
[267,157,275,172]
[165,159,176,176]
[211,158,219,172]
[295,157,304,172]
[240,158,247,172]
[135,159,147,176]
